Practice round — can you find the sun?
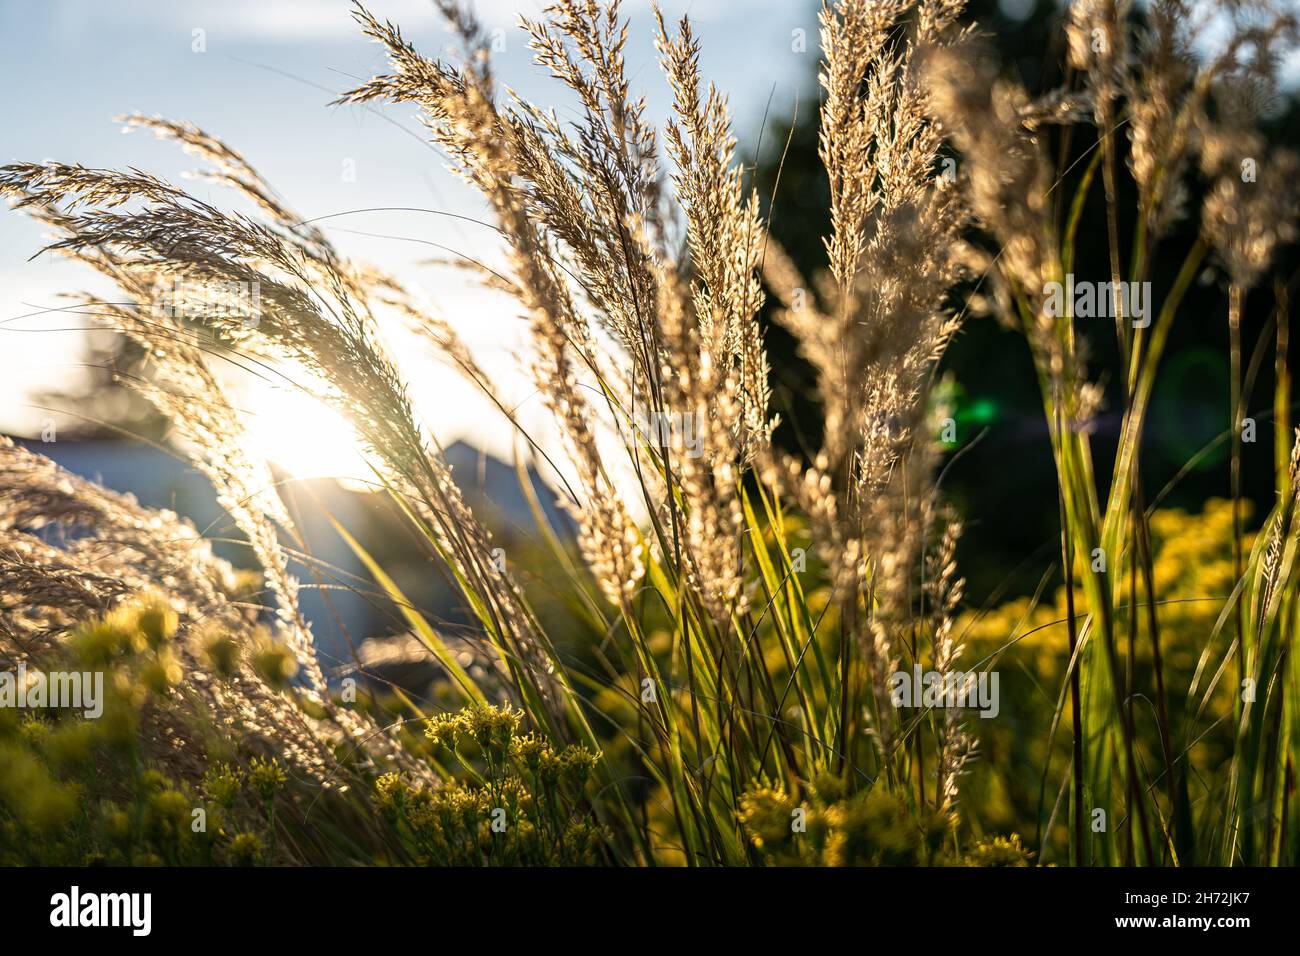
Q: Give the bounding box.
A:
[245,381,374,490]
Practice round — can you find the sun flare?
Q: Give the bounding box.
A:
[245,382,373,489]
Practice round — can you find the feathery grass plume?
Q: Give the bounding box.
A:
[119,114,339,264]
[337,1,802,857]
[4,173,453,777]
[336,2,659,655]
[337,1,642,538]
[1125,0,1201,235]
[922,45,1101,414]
[650,255,748,621]
[404,0,650,611]
[926,515,973,814]
[817,0,971,478]
[0,438,235,632]
[1189,5,1300,287]
[1121,2,1296,240]
[338,0,768,625]
[761,0,972,765]
[531,292,646,608]
[1066,1,1128,109]
[95,287,329,698]
[1200,102,1300,290]
[925,13,1150,866]
[515,0,665,379]
[657,9,774,462]
[650,10,780,620]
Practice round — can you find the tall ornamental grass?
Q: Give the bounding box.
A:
[1,0,1298,866]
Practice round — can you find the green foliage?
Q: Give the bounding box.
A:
[1,601,346,866]
[738,778,959,866]
[375,705,607,865]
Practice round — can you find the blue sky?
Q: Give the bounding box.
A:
[0,0,819,456]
